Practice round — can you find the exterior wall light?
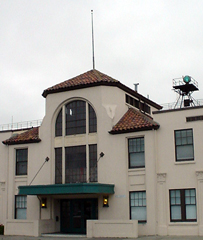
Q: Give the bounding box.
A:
[103,196,109,207]
[41,198,47,208]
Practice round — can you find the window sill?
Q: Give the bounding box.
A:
[15,175,27,181]
[128,168,145,171]
[169,222,197,226]
[175,161,196,165]
[138,221,147,224]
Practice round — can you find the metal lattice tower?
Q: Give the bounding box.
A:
[173,75,199,108]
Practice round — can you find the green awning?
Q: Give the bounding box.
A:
[18,183,115,195]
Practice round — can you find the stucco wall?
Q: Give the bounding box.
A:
[153,107,203,235]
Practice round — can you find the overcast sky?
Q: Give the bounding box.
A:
[1,0,203,125]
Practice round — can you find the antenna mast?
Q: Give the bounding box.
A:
[91,10,95,69]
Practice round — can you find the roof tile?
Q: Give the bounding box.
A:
[42,69,119,97]
[109,108,160,134]
[42,69,162,110]
[2,127,41,145]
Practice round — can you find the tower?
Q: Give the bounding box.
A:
[173,75,199,108]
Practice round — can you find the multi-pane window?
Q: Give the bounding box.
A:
[55,100,97,136]
[66,101,86,135]
[15,195,27,219]
[89,144,97,182]
[175,129,194,161]
[89,104,97,133]
[55,145,98,184]
[128,137,145,168]
[65,146,86,183]
[170,189,197,222]
[55,100,97,183]
[55,109,62,137]
[55,148,62,184]
[130,191,146,223]
[16,149,28,175]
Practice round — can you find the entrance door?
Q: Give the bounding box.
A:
[61,198,98,234]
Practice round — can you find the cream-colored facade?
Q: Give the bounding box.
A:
[0,70,202,237]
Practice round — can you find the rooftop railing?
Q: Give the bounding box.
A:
[0,119,42,131]
[160,99,203,110]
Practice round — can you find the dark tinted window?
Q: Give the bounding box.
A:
[55,148,62,184]
[66,101,86,135]
[89,104,97,133]
[55,108,62,137]
[65,145,86,183]
[89,144,97,182]
[16,149,28,175]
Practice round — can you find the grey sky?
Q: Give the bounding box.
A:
[1,0,203,124]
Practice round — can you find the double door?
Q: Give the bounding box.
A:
[61,198,98,234]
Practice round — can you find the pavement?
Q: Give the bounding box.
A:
[1,235,203,240]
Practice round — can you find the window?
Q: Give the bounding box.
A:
[66,100,86,135]
[130,191,146,223]
[54,100,97,183]
[16,149,28,175]
[65,145,86,183]
[55,148,62,184]
[15,195,27,219]
[170,189,197,222]
[55,109,62,137]
[55,100,97,136]
[55,144,97,184]
[89,104,97,133]
[128,137,145,168]
[126,94,151,114]
[175,129,194,161]
[89,144,97,182]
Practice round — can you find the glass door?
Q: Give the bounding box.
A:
[61,198,98,234]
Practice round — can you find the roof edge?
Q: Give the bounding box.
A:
[2,139,41,146]
[109,125,160,135]
[43,80,162,110]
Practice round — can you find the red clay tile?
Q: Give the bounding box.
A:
[42,69,162,110]
[2,127,41,145]
[42,69,118,97]
[109,108,159,134]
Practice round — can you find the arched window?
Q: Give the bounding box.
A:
[55,100,97,136]
[54,100,98,184]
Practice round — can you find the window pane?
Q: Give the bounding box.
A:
[176,145,194,161]
[186,205,196,220]
[131,206,146,221]
[171,206,181,220]
[130,152,145,167]
[16,209,26,219]
[187,136,193,144]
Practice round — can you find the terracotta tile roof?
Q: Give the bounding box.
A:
[42,69,162,110]
[2,127,41,145]
[42,69,119,97]
[109,108,160,134]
